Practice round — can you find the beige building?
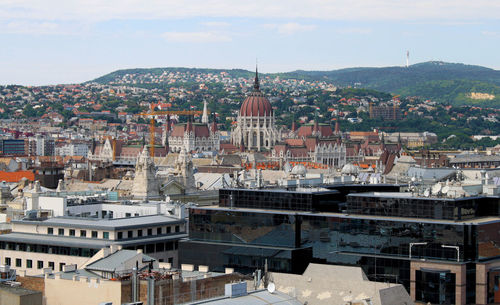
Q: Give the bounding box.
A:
[270,263,414,305]
[0,285,42,305]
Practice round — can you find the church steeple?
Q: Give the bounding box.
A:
[202,100,209,124]
[253,65,260,91]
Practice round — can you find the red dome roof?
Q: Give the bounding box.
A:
[240,91,272,117]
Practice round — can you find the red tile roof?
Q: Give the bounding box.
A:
[0,170,35,182]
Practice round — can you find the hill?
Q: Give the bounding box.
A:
[91,61,500,108]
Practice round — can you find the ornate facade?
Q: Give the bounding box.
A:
[166,111,220,153]
[132,147,160,200]
[231,68,279,151]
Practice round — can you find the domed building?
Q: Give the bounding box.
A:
[231,68,279,151]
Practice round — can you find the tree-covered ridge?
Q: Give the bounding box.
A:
[91,61,500,108]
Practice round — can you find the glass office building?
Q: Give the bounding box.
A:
[180,186,500,304]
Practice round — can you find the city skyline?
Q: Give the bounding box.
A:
[1,0,500,85]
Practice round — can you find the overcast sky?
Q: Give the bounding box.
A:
[1,0,500,85]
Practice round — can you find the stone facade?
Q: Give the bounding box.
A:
[132,147,160,200]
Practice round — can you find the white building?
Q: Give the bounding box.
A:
[55,143,89,157]
[0,214,186,276]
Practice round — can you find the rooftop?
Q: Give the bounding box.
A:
[86,249,155,272]
[186,289,301,305]
[0,231,186,248]
[0,284,42,296]
[13,214,183,230]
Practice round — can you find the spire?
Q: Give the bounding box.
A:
[253,64,260,91]
[202,100,209,124]
[334,118,340,135]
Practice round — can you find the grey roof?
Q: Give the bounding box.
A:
[407,167,456,182]
[187,290,302,305]
[220,154,241,166]
[0,232,187,249]
[86,249,155,272]
[13,214,184,230]
[451,155,500,163]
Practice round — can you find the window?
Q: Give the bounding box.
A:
[37,260,43,269]
[80,230,86,237]
[146,244,155,253]
[128,230,133,238]
[4,257,10,266]
[157,227,162,235]
[91,231,98,238]
[58,228,64,235]
[126,213,131,218]
[47,227,53,235]
[117,232,123,240]
[26,259,32,268]
[59,263,65,271]
[147,228,152,236]
[48,262,54,270]
[103,232,109,239]
[167,226,171,234]
[69,229,75,236]
[15,258,21,267]
[175,225,180,233]
[137,230,143,237]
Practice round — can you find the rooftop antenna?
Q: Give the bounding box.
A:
[406,50,410,68]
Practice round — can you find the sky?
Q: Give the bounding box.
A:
[1,0,500,85]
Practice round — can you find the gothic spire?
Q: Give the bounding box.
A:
[253,64,260,91]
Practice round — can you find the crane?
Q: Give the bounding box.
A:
[137,104,203,157]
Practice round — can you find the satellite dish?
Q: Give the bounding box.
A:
[431,184,442,195]
[424,189,430,197]
[442,186,450,195]
[267,282,276,294]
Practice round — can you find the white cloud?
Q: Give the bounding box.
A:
[1,0,499,22]
[482,31,500,37]
[336,27,372,35]
[2,21,60,34]
[162,31,231,43]
[264,22,316,35]
[201,21,230,27]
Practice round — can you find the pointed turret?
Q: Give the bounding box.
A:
[210,112,218,132]
[202,100,209,124]
[334,118,340,135]
[253,65,260,91]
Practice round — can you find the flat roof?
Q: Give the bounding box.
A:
[0,284,41,296]
[13,214,184,230]
[346,192,491,201]
[0,232,187,249]
[221,187,339,195]
[192,205,500,226]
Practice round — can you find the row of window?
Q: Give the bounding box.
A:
[45,225,182,240]
[4,257,68,271]
[0,242,99,257]
[116,225,181,240]
[47,228,108,239]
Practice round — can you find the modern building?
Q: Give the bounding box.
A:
[231,68,279,151]
[0,139,26,156]
[180,186,500,305]
[0,214,187,276]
